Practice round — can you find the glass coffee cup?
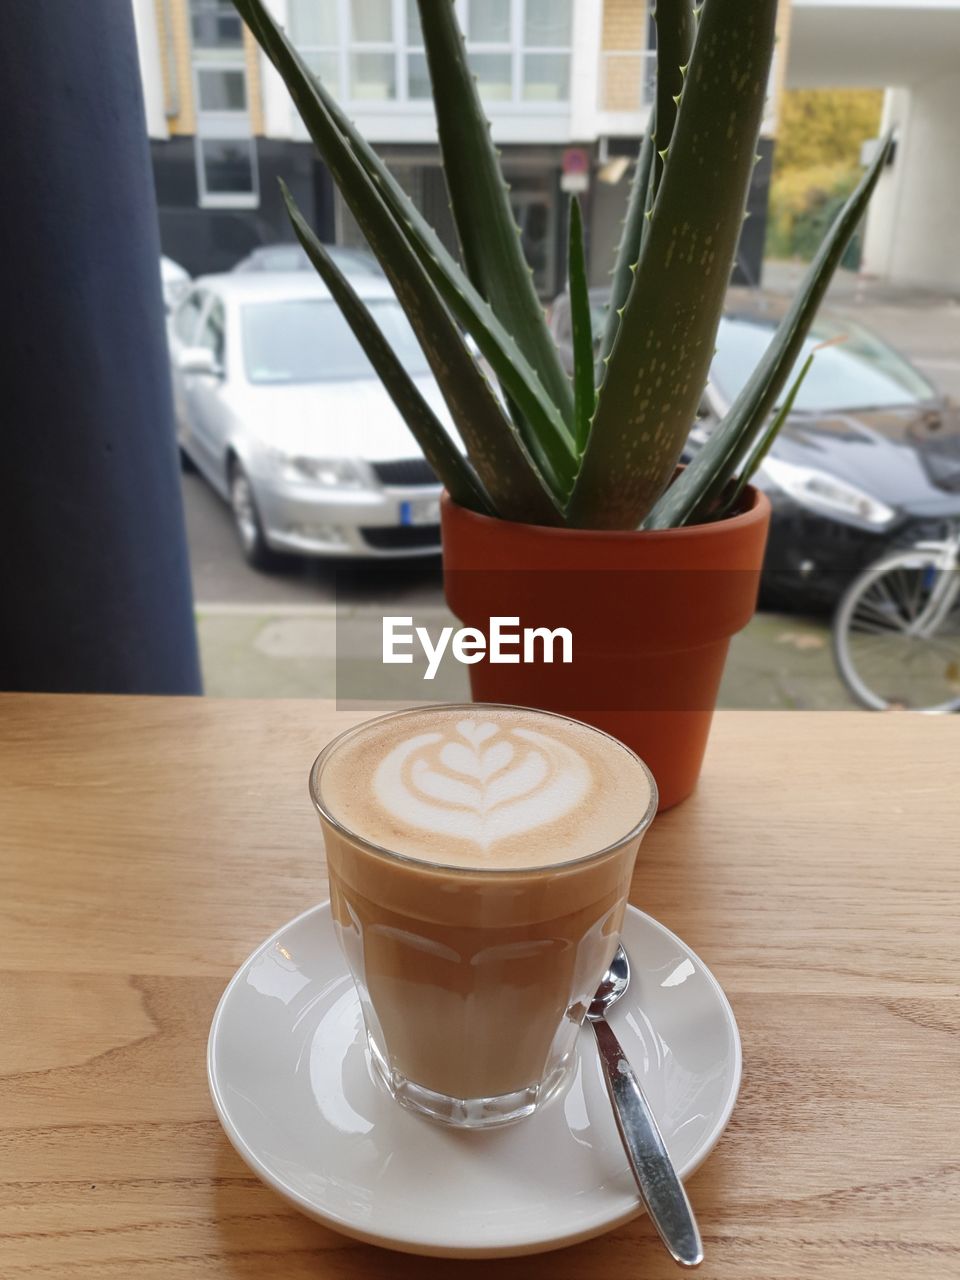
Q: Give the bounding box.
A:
[310,704,657,1129]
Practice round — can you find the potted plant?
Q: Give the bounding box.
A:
[236,0,889,807]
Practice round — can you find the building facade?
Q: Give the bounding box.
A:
[136,0,778,291]
[787,0,960,292]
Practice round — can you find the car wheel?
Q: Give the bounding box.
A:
[229,460,285,572]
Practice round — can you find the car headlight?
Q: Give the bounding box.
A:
[760,457,896,528]
[274,456,366,488]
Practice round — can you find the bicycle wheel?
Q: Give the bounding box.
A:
[833,553,960,713]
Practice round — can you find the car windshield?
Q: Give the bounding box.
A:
[241,298,430,384]
[246,246,307,271]
[239,245,379,274]
[711,314,936,412]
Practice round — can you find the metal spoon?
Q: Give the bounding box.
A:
[587,945,704,1269]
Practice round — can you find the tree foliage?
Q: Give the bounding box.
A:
[768,90,884,262]
[775,89,884,174]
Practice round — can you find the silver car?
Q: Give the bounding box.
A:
[169,272,449,567]
[160,255,190,312]
[231,241,382,277]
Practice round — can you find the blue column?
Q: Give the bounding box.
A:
[0,0,202,693]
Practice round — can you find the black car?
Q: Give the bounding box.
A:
[549,290,960,606]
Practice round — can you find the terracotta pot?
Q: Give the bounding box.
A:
[441,488,771,810]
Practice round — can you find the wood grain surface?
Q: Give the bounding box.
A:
[1,694,958,1279]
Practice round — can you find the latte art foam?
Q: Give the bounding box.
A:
[374,720,591,849]
[318,707,653,869]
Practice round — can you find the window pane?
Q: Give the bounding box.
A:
[190,0,244,51]
[407,53,431,99]
[522,53,569,101]
[303,50,341,97]
[351,0,392,43]
[509,181,555,294]
[201,139,255,195]
[175,293,205,343]
[349,51,396,100]
[642,51,657,105]
[288,0,339,46]
[470,52,512,100]
[552,297,571,344]
[406,2,423,46]
[711,316,935,413]
[197,68,247,112]
[469,0,510,43]
[198,304,226,364]
[524,0,571,46]
[242,300,430,384]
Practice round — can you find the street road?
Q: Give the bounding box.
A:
[182,469,444,609]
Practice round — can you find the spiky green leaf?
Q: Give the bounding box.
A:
[567,198,594,452]
[653,0,696,196]
[645,134,893,529]
[282,184,494,517]
[234,0,563,525]
[567,0,779,529]
[708,351,815,522]
[306,76,577,493]
[596,117,657,379]
[415,0,573,425]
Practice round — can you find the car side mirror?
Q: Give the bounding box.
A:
[178,347,222,377]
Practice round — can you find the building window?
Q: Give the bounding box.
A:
[190,0,244,53]
[521,0,571,101]
[470,0,511,43]
[643,10,657,106]
[285,0,340,94]
[404,4,430,100]
[350,0,392,41]
[333,159,558,296]
[189,0,258,208]
[196,67,248,112]
[196,138,259,204]
[508,170,558,296]
[289,0,571,107]
[465,0,513,101]
[349,0,396,100]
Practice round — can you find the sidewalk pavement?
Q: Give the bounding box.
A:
[762,260,960,399]
[763,258,960,307]
[195,605,858,709]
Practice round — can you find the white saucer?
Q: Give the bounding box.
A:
[208,902,741,1258]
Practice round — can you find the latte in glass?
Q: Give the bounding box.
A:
[310,704,657,1128]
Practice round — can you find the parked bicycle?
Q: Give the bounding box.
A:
[833,521,960,712]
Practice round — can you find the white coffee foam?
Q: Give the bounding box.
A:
[320,707,652,869]
[373,720,590,849]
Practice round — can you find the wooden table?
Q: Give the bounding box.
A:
[2,695,958,1279]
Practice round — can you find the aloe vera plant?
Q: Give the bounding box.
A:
[234,0,890,532]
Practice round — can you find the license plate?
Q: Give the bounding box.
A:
[400,498,440,527]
